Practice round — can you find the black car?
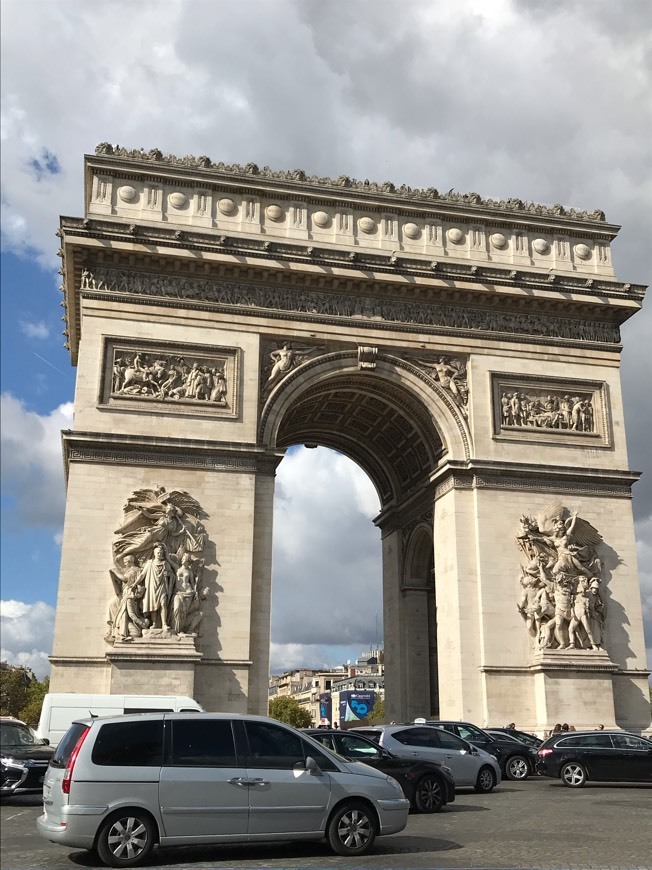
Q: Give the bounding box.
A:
[488,727,543,749]
[485,729,540,779]
[0,717,54,797]
[423,720,536,780]
[304,728,456,812]
[536,730,652,787]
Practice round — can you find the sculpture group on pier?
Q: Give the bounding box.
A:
[106,487,210,644]
[516,500,606,652]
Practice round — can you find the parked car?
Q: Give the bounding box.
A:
[304,727,456,813]
[352,724,501,793]
[536,730,652,787]
[488,727,543,749]
[483,729,539,780]
[1,717,54,798]
[419,719,503,764]
[37,713,409,866]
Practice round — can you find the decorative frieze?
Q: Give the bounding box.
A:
[99,338,240,418]
[81,267,621,345]
[492,374,609,446]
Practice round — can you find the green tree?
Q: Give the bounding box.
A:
[368,696,385,724]
[0,663,32,717]
[268,695,312,729]
[20,676,50,727]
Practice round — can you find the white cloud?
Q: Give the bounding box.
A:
[19,320,49,339]
[0,599,55,679]
[272,447,383,650]
[0,393,73,528]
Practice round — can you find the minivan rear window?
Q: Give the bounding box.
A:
[50,723,89,769]
[92,720,163,766]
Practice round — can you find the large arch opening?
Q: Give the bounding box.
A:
[264,360,449,720]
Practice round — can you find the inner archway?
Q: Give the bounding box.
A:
[264,359,450,721]
[270,446,383,674]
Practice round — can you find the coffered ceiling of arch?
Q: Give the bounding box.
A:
[274,376,445,506]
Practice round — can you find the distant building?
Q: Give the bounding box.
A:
[269,648,384,727]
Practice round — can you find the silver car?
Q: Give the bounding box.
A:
[353,724,502,792]
[37,713,409,867]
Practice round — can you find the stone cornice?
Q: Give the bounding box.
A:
[89,144,614,229]
[61,430,283,482]
[60,215,645,301]
[432,459,640,501]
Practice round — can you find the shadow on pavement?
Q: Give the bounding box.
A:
[69,835,463,866]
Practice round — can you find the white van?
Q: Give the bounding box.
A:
[36,693,203,746]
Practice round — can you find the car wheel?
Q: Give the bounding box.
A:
[327,800,377,856]
[474,765,497,793]
[505,754,530,781]
[560,761,587,788]
[414,773,445,813]
[96,810,156,867]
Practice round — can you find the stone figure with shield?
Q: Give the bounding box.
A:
[105,486,209,644]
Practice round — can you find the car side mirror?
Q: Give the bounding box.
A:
[304,755,323,776]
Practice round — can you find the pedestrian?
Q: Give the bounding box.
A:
[596,724,604,730]
[569,725,576,731]
[506,722,516,729]
[561,723,569,732]
[333,721,339,729]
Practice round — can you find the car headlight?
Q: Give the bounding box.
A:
[384,775,404,792]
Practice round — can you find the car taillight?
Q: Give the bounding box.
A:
[537,748,553,756]
[62,726,90,794]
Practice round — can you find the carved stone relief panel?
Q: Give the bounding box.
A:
[401,352,469,417]
[100,338,240,418]
[516,501,607,654]
[260,339,327,397]
[107,486,213,646]
[492,374,610,446]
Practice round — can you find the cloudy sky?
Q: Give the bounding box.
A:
[1,0,650,680]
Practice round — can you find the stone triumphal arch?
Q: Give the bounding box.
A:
[50,145,650,732]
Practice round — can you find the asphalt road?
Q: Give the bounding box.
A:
[2,777,651,870]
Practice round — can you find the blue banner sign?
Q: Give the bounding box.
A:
[339,690,375,724]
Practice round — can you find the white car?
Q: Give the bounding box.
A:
[352,724,501,792]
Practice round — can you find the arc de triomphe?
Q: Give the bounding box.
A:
[50,145,650,732]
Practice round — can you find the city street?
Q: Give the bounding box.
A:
[2,777,650,870]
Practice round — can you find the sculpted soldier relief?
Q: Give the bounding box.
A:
[501,389,595,432]
[106,487,210,644]
[516,500,606,652]
[111,349,228,405]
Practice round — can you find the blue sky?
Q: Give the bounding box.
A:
[1,0,650,678]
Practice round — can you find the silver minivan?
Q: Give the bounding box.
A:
[37,713,409,867]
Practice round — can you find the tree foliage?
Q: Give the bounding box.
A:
[368,696,385,724]
[0,663,49,725]
[20,676,50,726]
[268,695,312,729]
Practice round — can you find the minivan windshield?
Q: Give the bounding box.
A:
[0,722,46,748]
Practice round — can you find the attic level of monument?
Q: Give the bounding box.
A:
[91,143,612,227]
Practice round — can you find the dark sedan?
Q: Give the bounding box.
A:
[488,727,543,749]
[1,718,53,797]
[536,730,652,787]
[305,728,456,812]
